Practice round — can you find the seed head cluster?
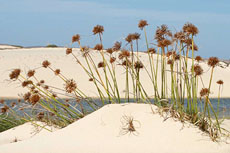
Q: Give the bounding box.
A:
[94,44,103,50]
[216,80,224,85]
[9,69,21,80]
[72,34,80,43]
[183,23,199,36]
[65,79,77,93]
[138,20,148,30]
[93,25,104,35]
[113,41,122,51]
[66,48,72,55]
[42,60,51,68]
[193,64,203,76]
[200,88,209,97]
[27,70,35,78]
[208,57,219,67]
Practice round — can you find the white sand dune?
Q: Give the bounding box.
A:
[0,45,20,49]
[0,121,58,146]
[0,47,229,99]
[0,104,229,153]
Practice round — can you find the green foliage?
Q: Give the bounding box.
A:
[0,114,26,132]
[46,44,58,48]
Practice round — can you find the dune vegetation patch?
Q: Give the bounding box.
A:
[1,20,229,141]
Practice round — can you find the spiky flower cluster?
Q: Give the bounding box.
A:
[93,25,104,35]
[200,88,209,97]
[9,69,21,80]
[65,79,77,93]
[42,60,51,68]
[183,23,199,36]
[194,64,203,76]
[118,50,130,59]
[72,34,80,43]
[138,20,148,30]
[208,57,219,67]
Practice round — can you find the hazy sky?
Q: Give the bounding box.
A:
[0,0,229,59]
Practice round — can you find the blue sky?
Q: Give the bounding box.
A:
[0,0,229,59]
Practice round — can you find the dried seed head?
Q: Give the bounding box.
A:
[37,112,44,120]
[134,61,144,69]
[175,54,180,61]
[155,24,171,41]
[184,38,192,45]
[98,61,105,68]
[81,46,89,52]
[110,57,116,63]
[11,102,16,107]
[118,50,130,59]
[121,60,131,67]
[190,44,198,51]
[66,48,72,55]
[93,25,104,35]
[94,44,103,50]
[72,34,80,43]
[208,57,219,67]
[166,51,173,57]
[200,88,209,97]
[52,93,57,98]
[42,60,51,68]
[30,86,35,91]
[195,56,203,62]
[54,69,60,75]
[34,90,39,94]
[27,70,35,78]
[216,80,224,85]
[22,81,27,87]
[193,64,203,76]
[132,33,141,40]
[29,94,40,105]
[148,48,156,54]
[157,39,172,48]
[23,92,31,102]
[9,69,21,80]
[125,34,133,43]
[22,80,33,87]
[65,79,77,93]
[0,99,4,104]
[174,31,186,41]
[106,48,113,54]
[44,85,49,90]
[183,23,199,35]
[81,46,90,57]
[1,105,9,113]
[89,78,94,82]
[113,41,122,51]
[167,59,174,65]
[138,20,148,30]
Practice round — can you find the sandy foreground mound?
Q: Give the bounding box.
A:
[0,104,229,153]
[0,121,58,145]
[0,47,230,98]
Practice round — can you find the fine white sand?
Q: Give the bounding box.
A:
[0,47,229,99]
[0,104,229,153]
[0,121,58,146]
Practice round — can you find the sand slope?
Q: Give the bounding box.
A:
[0,121,58,146]
[0,104,229,153]
[0,47,229,99]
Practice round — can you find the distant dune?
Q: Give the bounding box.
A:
[0,47,230,98]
